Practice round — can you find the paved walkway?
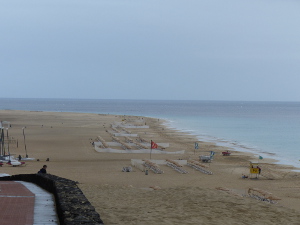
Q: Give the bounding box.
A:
[0,181,35,225]
[0,181,58,225]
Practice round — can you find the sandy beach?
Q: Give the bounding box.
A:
[1,110,300,225]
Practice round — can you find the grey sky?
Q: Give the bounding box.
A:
[1,0,300,101]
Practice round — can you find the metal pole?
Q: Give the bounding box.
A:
[7,128,9,156]
[23,127,28,157]
[0,128,2,155]
[194,142,198,155]
[150,140,152,160]
[1,129,4,156]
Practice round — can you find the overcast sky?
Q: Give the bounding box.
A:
[1,0,300,101]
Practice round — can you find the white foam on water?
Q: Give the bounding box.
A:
[163,117,300,170]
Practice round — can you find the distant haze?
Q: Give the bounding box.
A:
[1,0,300,101]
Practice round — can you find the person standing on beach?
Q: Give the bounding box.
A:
[38,165,47,174]
[257,166,261,174]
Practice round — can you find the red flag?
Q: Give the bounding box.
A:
[151,140,158,149]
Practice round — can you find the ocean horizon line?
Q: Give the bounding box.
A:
[1,97,300,103]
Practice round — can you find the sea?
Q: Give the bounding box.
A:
[1,98,300,169]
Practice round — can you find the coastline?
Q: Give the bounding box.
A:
[162,118,300,171]
[1,98,300,169]
[1,110,300,224]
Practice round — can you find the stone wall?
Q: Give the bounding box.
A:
[0,174,104,225]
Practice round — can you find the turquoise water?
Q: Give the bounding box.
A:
[160,102,300,168]
[1,98,300,168]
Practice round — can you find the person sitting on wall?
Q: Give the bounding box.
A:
[38,165,47,174]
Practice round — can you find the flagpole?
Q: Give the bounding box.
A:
[150,140,152,160]
[194,142,199,155]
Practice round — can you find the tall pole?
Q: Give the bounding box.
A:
[6,128,10,161]
[150,140,152,160]
[0,128,2,155]
[0,122,1,155]
[6,128,10,156]
[23,127,28,158]
[194,142,199,155]
[1,129,4,156]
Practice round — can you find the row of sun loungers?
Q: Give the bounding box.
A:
[247,188,280,204]
[101,124,152,151]
[112,125,132,134]
[166,161,188,174]
[137,137,148,143]
[216,187,243,197]
[136,138,152,148]
[166,159,182,167]
[124,137,149,149]
[216,187,280,204]
[135,142,148,149]
[99,132,152,150]
[121,128,131,134]
[187,161,213,175]
[134,140,148,149]
[143,160,164,174]
[189,160,210,168]
[97,136,109,148]
[124,137,134,143]
[112,136,132,150]
[248,194,278,204]
[113,121,148,128]
[111,126,121,133]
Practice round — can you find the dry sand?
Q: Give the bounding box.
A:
[1,110,300,225]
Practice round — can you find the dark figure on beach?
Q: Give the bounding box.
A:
[257,166,261,174]
[38,165,47,174]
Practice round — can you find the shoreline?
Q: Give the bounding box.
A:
[1,110,300,224]
[2,98,300,170]
[161,118,300,171]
